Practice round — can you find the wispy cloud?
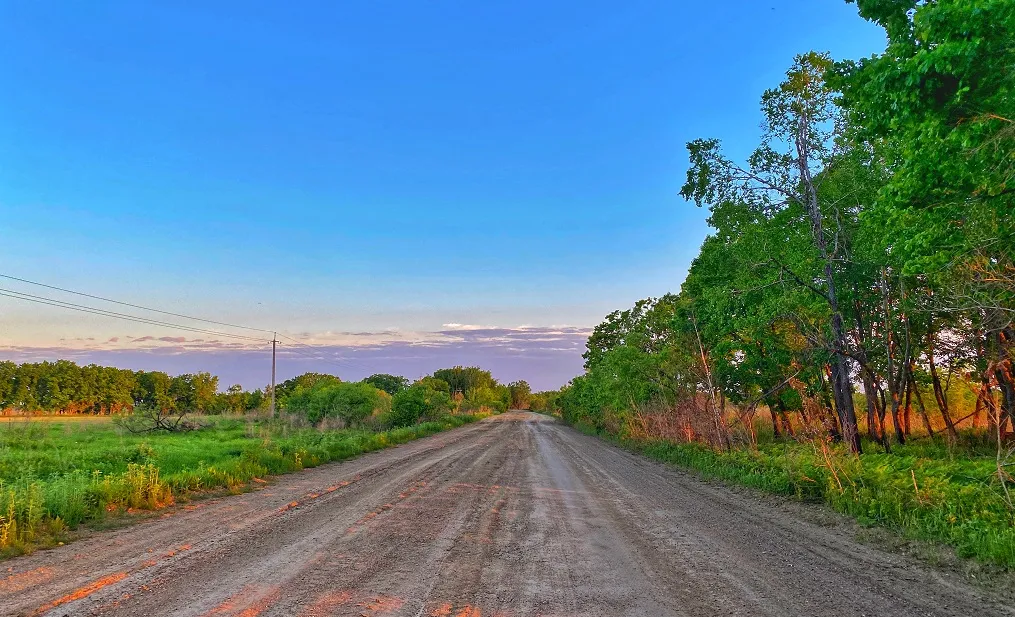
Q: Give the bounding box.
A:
[1,325,591,390]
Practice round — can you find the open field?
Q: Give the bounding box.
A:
[0,413,481,555]
[1,412,1009,617]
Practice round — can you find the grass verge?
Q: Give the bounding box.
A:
[573,423,1015,568]
[0,413,482,557]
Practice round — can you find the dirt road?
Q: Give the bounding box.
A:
[2,412,1009,617]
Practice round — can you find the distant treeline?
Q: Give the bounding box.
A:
[0,360,241,415]
[0,360,538,421]
[277,366,534,428]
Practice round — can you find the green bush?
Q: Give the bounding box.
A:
[390,384,452,427]
[285,381,386,425]
[459,384,510,413]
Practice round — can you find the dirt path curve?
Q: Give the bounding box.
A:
[1,412,1009,617]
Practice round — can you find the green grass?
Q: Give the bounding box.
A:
[0,414,481,556]
[575,423,1015,568]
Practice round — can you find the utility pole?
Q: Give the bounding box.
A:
[270,333,277,418]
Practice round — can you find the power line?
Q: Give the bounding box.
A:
[0,273,275,334]
[0,273,375,376]
[0,288,269,343]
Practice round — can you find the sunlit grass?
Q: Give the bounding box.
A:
[570,419,1015,568]
[0,414,480,556]
[622,432,1015,568]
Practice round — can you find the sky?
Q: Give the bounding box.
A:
[0,1,887,391]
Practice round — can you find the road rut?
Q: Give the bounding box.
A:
[1,412,1009,616]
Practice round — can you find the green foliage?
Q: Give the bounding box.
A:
[390,384,453,427]
[558,1,1015,567]
[528,389,563,415]
[0,413,480,556]
[837,0,1014,213]
[167,372,219,413]
[507,380,531,409]
[361,373,409,396]
[432,366,497,395]
[285,381,387,426]
[460,384,510,414]
[630,436,1015,567]
[419,366,512,414]
[835,0,1015,310]
[0,361,267,416]
[274,372,342,405]
[416,376,451,394]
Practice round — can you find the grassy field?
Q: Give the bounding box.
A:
[577,424,1015,568]
[0,413,481,556]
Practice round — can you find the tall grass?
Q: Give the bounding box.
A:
[613,432,1015,567]
[0,414,479,556]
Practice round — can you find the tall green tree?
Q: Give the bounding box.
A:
[508,380,532,409]
[362,373,409,395]
[682,52,863,452]
[836,0,1015,431]
[432,366,498,396]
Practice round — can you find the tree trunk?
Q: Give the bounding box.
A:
[996,328,1014,435]
[829,316,861,453]
[780,411,796,437]
[880,270,905,448]
[819,365,843,442]
[927,322,959,439]
[902,375,913,437]
[769,403,782,439]
[853,301,881,444]
[862,376,884,445]
[796,115,860,453]
[909,361,935,438]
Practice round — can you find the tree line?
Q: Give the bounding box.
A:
[0,360,228,415]
[0,359,535,426]
[558,0,1014,454]
[280,366,533,428]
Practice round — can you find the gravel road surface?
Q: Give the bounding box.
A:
[1,412,1009,617]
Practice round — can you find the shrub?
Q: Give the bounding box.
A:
[285,381,385,426]
[390,385,452,427]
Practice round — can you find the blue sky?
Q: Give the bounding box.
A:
[0,1,886,390]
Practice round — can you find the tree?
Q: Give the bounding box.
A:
[224,384,247,414]
[286,381,385,425]
[390,384,452,427]
[191,372,219,413]
[135,371,174,411]
[460,384,510,413]
[0,361,15,411]
[835,0,1015,432]
[416,376,451,394]
[275,373,341,408]
[508,381,532,409]
[682,52,863,453]
[432,366,498,397]
[246,388,265,411]
[529,389,562,415]
[362,373,409,395]
[584,295,681,369]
